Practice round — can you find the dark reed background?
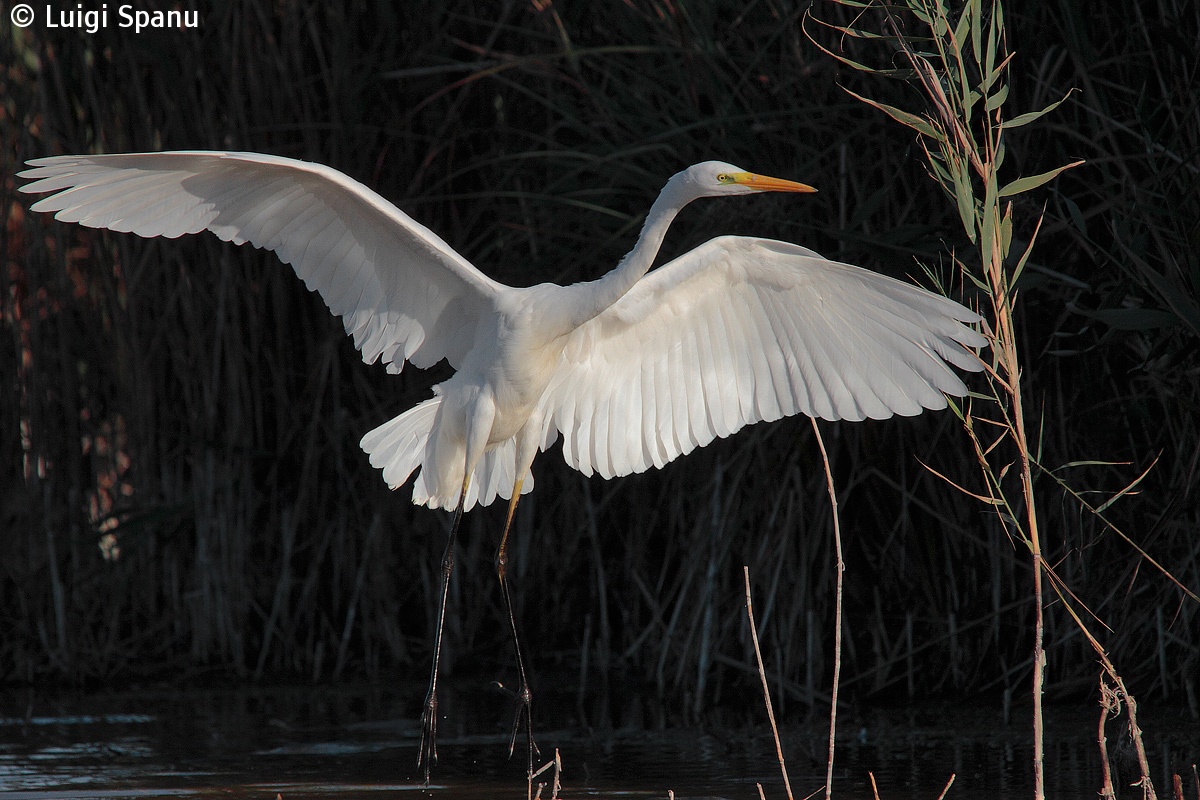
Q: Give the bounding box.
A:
[2,0,1197,729]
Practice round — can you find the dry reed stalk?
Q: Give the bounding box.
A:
[809,419,843,800]
[1107,675,1158,800]
[1098,675,1118,800]
[530,748,561,800]
[744,566,794,800]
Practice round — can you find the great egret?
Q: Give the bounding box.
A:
[20,152,986,780]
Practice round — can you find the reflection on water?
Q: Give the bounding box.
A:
[0,684,1196,799]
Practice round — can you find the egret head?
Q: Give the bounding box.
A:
[681,161,818,198]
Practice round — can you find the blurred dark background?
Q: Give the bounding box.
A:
[2,0,1196,729]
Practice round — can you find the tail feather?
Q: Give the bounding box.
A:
[360,397,535,511]
[360,397,441,492]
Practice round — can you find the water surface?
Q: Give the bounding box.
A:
[1,685,1195,798]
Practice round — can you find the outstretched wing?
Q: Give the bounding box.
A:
[19,151,505,372]
[539,235,986,479]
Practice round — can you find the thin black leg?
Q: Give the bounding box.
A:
[418,486,467,785]
[496,480,538,786]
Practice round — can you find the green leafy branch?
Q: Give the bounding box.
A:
[805,1,1183,798]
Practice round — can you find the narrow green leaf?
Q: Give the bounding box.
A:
[953,1,973,52]
[1004,108,1047,129]
[984,5,998,79]
[823,21,897,42]
[927,155,952,184]
[1095,459,1156,515]
[802,13,914,74]
[966,88,983,114]
[998,160,1084,197]
[1002,89,1076,129]
[999,203,1014,264]
[802,13,872,72]
[980,203,999,258]
[970,0,983,68]
[946,47,971,120]
[932,4,949,38]
[1011,211,1044,288]
[980,169,999,253]
[1053,460,1128,471]
[805,36,875,74]
[985,82,1009,112]
[980,68,1000,95]
[951,160,977,243]
[842,87,943,139]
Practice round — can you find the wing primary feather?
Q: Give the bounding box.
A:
[704,297,738,437]
[678,320,706,455]
[622,351,648,475]
[650,339,675,467]
[74,173,194,231]
[665,324,687,458]
[761,290,818,419]
[749,289,793,421]
[695,312,730,439]
[805,301,866,421]
[555,378,578,466]
[39,172,168,219]
[572,378,596,477]
[593,377,615,479]
[716,292,754,432]
[638,348,660,472]
[131,184,227,238]
[738,289,782,424]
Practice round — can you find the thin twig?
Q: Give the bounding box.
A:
[810,418,843,800]
[745,566,794,800]
[1098,675,1118,800]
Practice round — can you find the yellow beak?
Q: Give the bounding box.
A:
[730,171,818,193]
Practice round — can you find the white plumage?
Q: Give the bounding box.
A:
[543,235,982,480]
[20,151,986,510]
[21,149,988,779]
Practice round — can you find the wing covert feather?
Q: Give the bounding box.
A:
[539,236,986,479]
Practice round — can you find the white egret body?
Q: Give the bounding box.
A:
[20,151,986,779]
[20,152,985,509]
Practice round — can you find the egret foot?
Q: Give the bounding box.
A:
[418,689,438,783]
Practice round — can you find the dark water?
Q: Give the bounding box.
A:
[0,684,1196,799]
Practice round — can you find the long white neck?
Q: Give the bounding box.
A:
[556,175,692,333]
